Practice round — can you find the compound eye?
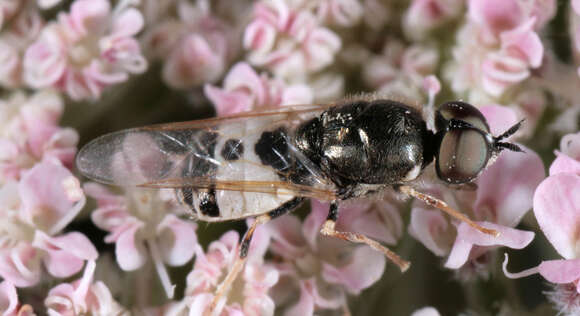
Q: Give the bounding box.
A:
[436,128,490,184]
[436,101,490,132]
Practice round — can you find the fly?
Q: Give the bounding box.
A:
[76,97,523,310]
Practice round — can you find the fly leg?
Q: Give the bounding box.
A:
[209,197,304,314]
[319,201,411,272]
[397,185,499,237]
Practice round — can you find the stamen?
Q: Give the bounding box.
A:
[502,253,539,279]
[73,261,96,304]
[147,238,176,299]
[422,75,441,132]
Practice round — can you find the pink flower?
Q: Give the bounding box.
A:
[363,41,439,100]
[480,19,543,96]
[445,0,553,98]
[204,62,313,116]
[509,88,547,138]
[244,0,341,80]
[0,91,77,183]
[410,105,543,277]
[561,132,580,161]
[143,0,236,89]
[404,0,464,40]
[502,132,580,314]
[85,183,198,299]
[0,159,95,287]
[45,260,128,315]
[23,0,147,101]
[0,3,43,88]
[266,199,394,315]
[316,0,363,27]
[170,229,277,316]
[532,138,580,265]
[469,0,525,44]
[0,281,35,316]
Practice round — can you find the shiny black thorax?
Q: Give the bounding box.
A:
[294,99,436,191]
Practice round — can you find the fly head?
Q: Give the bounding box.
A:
[434,101,523,184]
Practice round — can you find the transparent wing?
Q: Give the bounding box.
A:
[76,104,337,201]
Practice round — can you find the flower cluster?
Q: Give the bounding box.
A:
[362,40,439,100]
[204,62,313,116]
[23,0,147,100]
[0,2,43,89]
[85,183,197,299]
[143,0,237,90]
[0,91,77,182]
[244,0,342,81]
[44,261,128,315]
[0,90,94,296]
[265,199,398,314]
[169,229,278,315]
[444,0,553,101]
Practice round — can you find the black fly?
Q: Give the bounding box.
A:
[76,97,522,310]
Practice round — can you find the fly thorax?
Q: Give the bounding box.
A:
[317,100,430,185]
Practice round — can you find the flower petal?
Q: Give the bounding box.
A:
[284,282,314,316]
[308,278,344,309]
[549,152,580,176]
[281,83,314,105]
[538,258,580,284]
[479,105,518,136]
[560,132,580,160]
[408,207,451,257]
[68,0,111,37]
[245,219,272,263]
[32,231,98,278]
[45,260,96,314]
[83,182,125,208]
[189,293,224,316]
[115,222,147,271]
[0,243,41,287]
[243,264,278,316]
[0,281,18,315]
[469,0,523,36]
[534,173,580,259]
[266,215,307,259]
[157,214,197,266]
[321,246,385,294]
[89,281,127,315]
[445,222,534,269]
[23,25,67,88]
[111,8,144,38]
[204,85,254,116]
[19,160,86,233]
[337,199,403,245]
[162,34,224,89]
[473,146,545,226]
[303,200,328,249]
